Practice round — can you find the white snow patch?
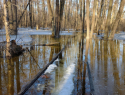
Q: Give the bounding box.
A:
[44,64,57,74]
[0,34,32,44]
[53,61,75,95]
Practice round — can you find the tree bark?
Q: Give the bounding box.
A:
[12,0,17,35]
[7,0,13,34]
[86,0,90,38]
[104,0,113,39]
[29,0,33,29]
[55,0,60,38]
[90,0,97,38]
[82,0,85,33]
[3,3,11,57]
[96,0,104,35]
[109,0,125,39]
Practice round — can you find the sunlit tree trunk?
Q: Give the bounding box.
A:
[75,0,78,30]
[110,0,119,24]
[47,0,54,36]
[36,0,40,30]
[4,3,11,57]
[42,0,45,29]
[104,0,113,39]
[109,0,125,39]
[96,0,104,35]
[7,0,13,34]
[94,0,99,28]
[90,0,97,38]
[86,0,90,38]
[101,0,108,32]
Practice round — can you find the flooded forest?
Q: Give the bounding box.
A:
[0,0,125,95]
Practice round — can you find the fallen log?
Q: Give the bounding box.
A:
[24,42,60,46]
[18,46,66,95]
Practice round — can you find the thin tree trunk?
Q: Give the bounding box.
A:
[96,0,104,35]
[7,0,13,34]
[4,3,11,57]
[76,0,78,30]
[109,0,125,39]
[36,0,40,30]
[42,0,45,29]
[90,0,97,38]
[60,0,65,21]
[82,0,85,33]
[86,0,90,38]
[55,0,60,38]
[29,0,33,29]
[47,0,55,36]
[104,0,113,39]
[12,0,17,35]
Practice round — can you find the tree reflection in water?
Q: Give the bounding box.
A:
[0,35,125,95]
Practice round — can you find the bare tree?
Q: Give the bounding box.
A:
[7,0,13,34]
[109,0,125,39]
[90,0,97,38]
[104,0,113,39]
[86,0,90,38]
[82,0,85,33]
[55,0,65,38]
[3,1,11,57]
[96,0,104,35]
[12,0,17,34]
[29,0,33,28]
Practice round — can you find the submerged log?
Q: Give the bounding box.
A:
[25,42,60,47]
[9,40,25,56]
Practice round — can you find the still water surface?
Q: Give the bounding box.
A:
[0,34,125,95]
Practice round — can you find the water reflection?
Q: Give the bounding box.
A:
[0,34,125,95]
[90,39,125,95]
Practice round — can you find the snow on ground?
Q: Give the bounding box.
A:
[95,31,125,42]
[0,28,75,43]
[44,64,57,74]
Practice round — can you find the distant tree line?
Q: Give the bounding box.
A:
[1,0,125,38]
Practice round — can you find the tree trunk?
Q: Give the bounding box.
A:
[4,3,11,57]
[104,0,113,39]
[55,0,60,38]
[36,0,40,30]
[86,0,90,39]
[109,0,125,39]
[90,0,97,38]
[7,0,13,35]
[96,0,104,35]
[76,0,78,30]
[29,0,33,29]
[42,0,45,29]
[47,0,55,36]
[82,0,85,33]
[12,0,17,35]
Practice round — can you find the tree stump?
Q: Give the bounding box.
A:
[9,40,25,56]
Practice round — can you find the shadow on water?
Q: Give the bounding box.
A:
[0,34,125,95]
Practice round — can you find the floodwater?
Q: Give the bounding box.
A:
[0,34,125,95]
